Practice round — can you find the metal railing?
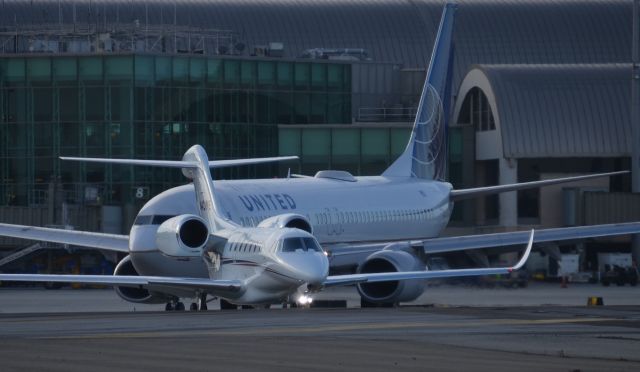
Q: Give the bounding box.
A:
[357,107,417,122]
[0,22,241,57]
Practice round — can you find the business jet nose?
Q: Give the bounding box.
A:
[299,254,329,286]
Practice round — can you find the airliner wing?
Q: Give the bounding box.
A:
[324,230,534,287]
[421,221,640,254]
[0,274,243,294]
[449,171,628,201]
[326,222,640,268]
[0,223,129,252]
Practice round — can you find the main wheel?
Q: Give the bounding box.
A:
[165,302,174,311]
[190,303,198,311]
[220,299,236,310]
[175,302,185,311]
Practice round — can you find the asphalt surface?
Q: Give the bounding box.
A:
[1,287,640,371]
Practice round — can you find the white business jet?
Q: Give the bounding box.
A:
[0,4,638,311]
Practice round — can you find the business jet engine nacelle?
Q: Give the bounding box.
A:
[156,214,209,257]
[113,255,170,304]
[356,250,426,304]
[257,213,313,234]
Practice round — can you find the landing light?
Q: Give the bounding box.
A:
[297,294,313,306]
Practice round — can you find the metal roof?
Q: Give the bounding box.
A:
[473,64,630,158]
[0,0,631,90]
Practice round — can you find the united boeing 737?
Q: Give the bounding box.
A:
[1,4,638,311]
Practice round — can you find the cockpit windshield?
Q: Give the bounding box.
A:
[281,237,322,253]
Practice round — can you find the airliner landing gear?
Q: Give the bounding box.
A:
[220,298,237,310]
[190,294,208,311]
[165,299,185,311]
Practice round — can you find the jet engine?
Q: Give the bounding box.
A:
[155,215,209,257]
[356,250,426,305]
[113,255,168,304]
[257,213,313,234]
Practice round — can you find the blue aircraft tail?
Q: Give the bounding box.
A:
[382,3,456,180]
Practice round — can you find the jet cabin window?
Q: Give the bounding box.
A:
[281,237,322,253]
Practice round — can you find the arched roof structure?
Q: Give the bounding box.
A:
[455,64,631,158]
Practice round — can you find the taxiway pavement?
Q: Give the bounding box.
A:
[1,284,640,371]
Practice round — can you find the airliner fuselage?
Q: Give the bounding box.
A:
[129,176,453,280]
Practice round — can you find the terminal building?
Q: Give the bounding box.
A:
[0,0,638,275]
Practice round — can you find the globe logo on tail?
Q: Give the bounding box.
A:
[411,84,447,180]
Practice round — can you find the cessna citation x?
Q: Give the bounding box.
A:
[1,4,639,311]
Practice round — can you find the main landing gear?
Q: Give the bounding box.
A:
[165,294,209,312]
[165,300,185,311]
[190,293,208,311]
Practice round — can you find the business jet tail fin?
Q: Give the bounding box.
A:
[61,146,297,232]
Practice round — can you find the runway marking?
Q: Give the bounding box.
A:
[34,317,620,340]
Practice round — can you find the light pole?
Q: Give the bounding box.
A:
[632,0,640,263]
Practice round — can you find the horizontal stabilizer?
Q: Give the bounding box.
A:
[60,155,298,168]
[450,171,628,201]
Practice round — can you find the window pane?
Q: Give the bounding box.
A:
[240,61,254,86]
[327,93,344,124]
[105,56,132,80]
[302,129,330,157]
[33,88,53,122]
[79,57,103,81]
[155,57,172,83]
[257,61,274,86]
[135,56,154,82]
[190,58,205,82]
[294,93,309,123]
[327,64,343,91]
[390,128,411,157]
[207,59,222,83]
[311,63,326,89]
[310,93,326,124]
[277,62,292,87]
[224,60,239,87]
[59,87,79,122]
[294,63,309,90]
[6,59,25,82]
[362,129,388,156]
[172,57,189,81]
[86,87,105,121]
[278,128,300,156]
[332,128,359,156]
[27,58,51,81]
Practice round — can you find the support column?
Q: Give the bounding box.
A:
[632,0,640,263]
[499,157,518,228]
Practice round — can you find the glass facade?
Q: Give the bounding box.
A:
[0,55,351,206]
[279,126,411,176]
